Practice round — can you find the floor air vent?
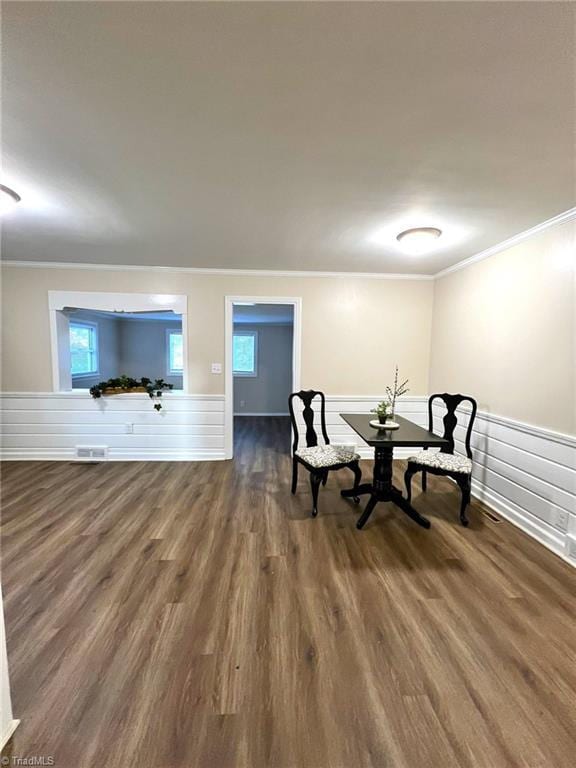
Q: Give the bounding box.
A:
[482,509,502,523]
[75,446,108,461]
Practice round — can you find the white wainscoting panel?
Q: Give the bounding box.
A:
[0,392,226,461]
[430,402,576,567]
[1,392,574,567]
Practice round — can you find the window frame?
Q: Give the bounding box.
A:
[70,320,99,379]
[166,328,184,376]
[233,330,258,378]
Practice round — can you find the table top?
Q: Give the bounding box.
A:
[340,413,450,449]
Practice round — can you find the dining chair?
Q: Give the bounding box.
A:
[289,390,362,517]
[404,393,477,525]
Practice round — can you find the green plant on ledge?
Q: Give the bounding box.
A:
[89,376,174,411]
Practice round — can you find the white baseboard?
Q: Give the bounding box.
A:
[1,449,227,462]
[470,479,573,566]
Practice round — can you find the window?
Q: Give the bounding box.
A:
[167,330,183,375]
[233,331,258,376]
[70,322,98,376]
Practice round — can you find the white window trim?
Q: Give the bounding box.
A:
[233,330,258,377]
[70,320,99,379]
[166,328,184,376]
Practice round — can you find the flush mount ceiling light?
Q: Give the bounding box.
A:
[0,184,21,214]
[396,227,442,255]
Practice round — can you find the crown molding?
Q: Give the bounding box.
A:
[1,206,574,280]
[0,260,433,281]
[434,206,576,279]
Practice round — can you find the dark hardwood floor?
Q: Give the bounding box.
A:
[1,416,575,768]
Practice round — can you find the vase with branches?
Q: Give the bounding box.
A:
[384,365,410,421]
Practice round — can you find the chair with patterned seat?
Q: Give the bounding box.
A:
[289,390,362,517]
[404,393,477,526]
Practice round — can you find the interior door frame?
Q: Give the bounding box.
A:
[224,295,302,459]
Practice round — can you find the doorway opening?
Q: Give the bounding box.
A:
[224,297,301,459]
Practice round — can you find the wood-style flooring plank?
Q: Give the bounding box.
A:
[1,416,575,768]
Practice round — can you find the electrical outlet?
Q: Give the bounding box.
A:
[554,509,569,532]
[240,400,245,408]
[125,423,134,434]
[211,363,222,374]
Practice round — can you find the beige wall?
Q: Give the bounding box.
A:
[430,220,575,435]
[4,220,573,435]
[0,269,434,396]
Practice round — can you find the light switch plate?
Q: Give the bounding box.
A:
[211,363,222,374]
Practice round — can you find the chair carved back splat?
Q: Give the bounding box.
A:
[428,393,477,458]
[288,390,330,455]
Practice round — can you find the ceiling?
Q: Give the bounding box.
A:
[2,1,574,275]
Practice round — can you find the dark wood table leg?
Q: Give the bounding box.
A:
[356,494,379,529]
[389,487,431,529]
[340,483,372,498]
[352,446,431,530]
[355,446,393,529]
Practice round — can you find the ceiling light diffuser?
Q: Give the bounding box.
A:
[396,227,442,255]
[0,184,21,214]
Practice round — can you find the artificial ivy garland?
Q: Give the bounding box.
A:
[89,376,174,411]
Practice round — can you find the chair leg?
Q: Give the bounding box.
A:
[291,457,298,494]
[310,472,322,517]
[350,461,362,503]
[457,475,471,527]
[322,471,328,486]
[422,470,427,493]
[404,464,418,503]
